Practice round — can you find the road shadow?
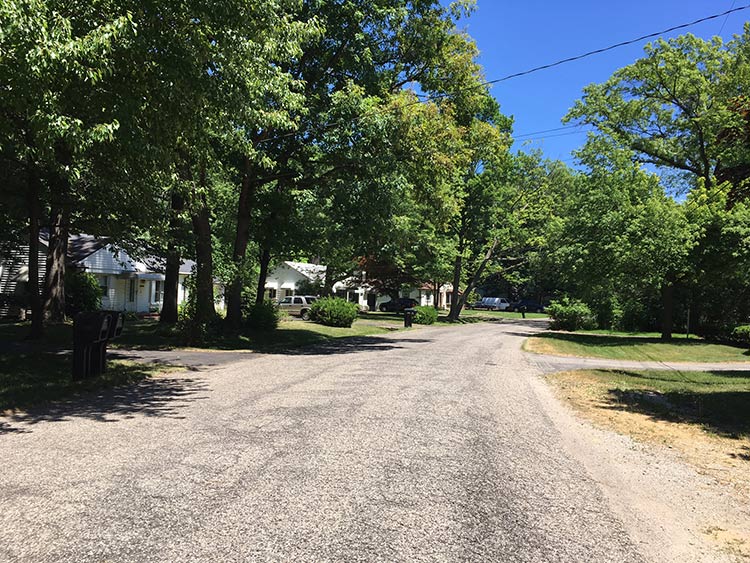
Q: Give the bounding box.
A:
[1,375,208,433]
[603,375,750,439]
[257,335,434,356]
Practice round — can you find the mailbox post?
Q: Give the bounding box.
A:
[403,307,417,328]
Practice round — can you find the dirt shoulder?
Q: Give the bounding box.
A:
[545,369,750,560]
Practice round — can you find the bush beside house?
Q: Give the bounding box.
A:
[414,306,438,325]
[246,300,281,331]
[547,298,596,331]
[732,325,750,348]
[310,297,359,328]
[65,271,102,315]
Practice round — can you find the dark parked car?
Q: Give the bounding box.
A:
[379,297,419,313]
[507,299,546,313]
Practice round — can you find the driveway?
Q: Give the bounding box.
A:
[0,321,744,562]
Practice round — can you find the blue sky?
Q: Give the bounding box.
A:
[455,1,749,162]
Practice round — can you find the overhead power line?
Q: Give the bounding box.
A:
[482,3,750,87]
[719,1,738,36]
[513,125,581,139]
[258,4,750,147]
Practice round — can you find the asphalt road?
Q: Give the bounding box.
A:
[2,321,651,562]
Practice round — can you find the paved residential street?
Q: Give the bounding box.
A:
[1,321,745,562]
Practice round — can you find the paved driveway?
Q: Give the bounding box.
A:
[0,321,741,562]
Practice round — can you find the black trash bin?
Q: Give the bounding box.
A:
[403,307,417,328]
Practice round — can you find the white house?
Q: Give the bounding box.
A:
[263,261,453,311]
[0,233,221,318]
[78,244,197,313]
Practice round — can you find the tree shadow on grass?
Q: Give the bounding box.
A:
[604,383,750,440]
[536,332,750,355]
[0,352,208,433]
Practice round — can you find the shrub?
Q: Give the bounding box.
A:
[547,297,596,331]
[309,297,358,328]
[414,305,438,325]
[65,270,101,315]
[246,299,280,331]
[732,325,750,347]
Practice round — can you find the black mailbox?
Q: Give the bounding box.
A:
[103,310,125,339]
[73,311,125,379]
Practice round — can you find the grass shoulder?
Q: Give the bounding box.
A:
[525,331,750,363]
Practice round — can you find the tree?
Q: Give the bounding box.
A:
[1,1,137,330]
[223,0,490,325]
[566,28,750,193]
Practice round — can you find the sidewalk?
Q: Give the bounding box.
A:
[526,350,750,373]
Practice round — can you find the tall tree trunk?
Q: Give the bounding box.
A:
[660,276,675,341]
[191,166,215,324]
[433,280,440,310]
[43,207,69,323]
[160,247,181,324]
[225,158,254,327]
[447,238,499,322]
[448,254,463,321]
[160,192,185,325]
[255,245,271,307]
[27,171,43,338]
[323,266,336,297]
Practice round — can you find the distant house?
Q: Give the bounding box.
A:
[0,233,219,319]
[263,261,453,311]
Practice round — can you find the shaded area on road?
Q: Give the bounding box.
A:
[257,334,434,356]
[1,375,208,432]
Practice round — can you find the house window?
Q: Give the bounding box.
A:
[154,281,163,303]
[99,276,109,296]
[128,279,136,302]
[266,288,277,299]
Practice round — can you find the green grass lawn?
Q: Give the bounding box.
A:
[0,352,170,411]
[525,331,750,363]
[0,318,402,353]
[0,321,73,348]
[580,329,701,339]
[561,369,750,438]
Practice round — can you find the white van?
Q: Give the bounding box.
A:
[472,297,510,311]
